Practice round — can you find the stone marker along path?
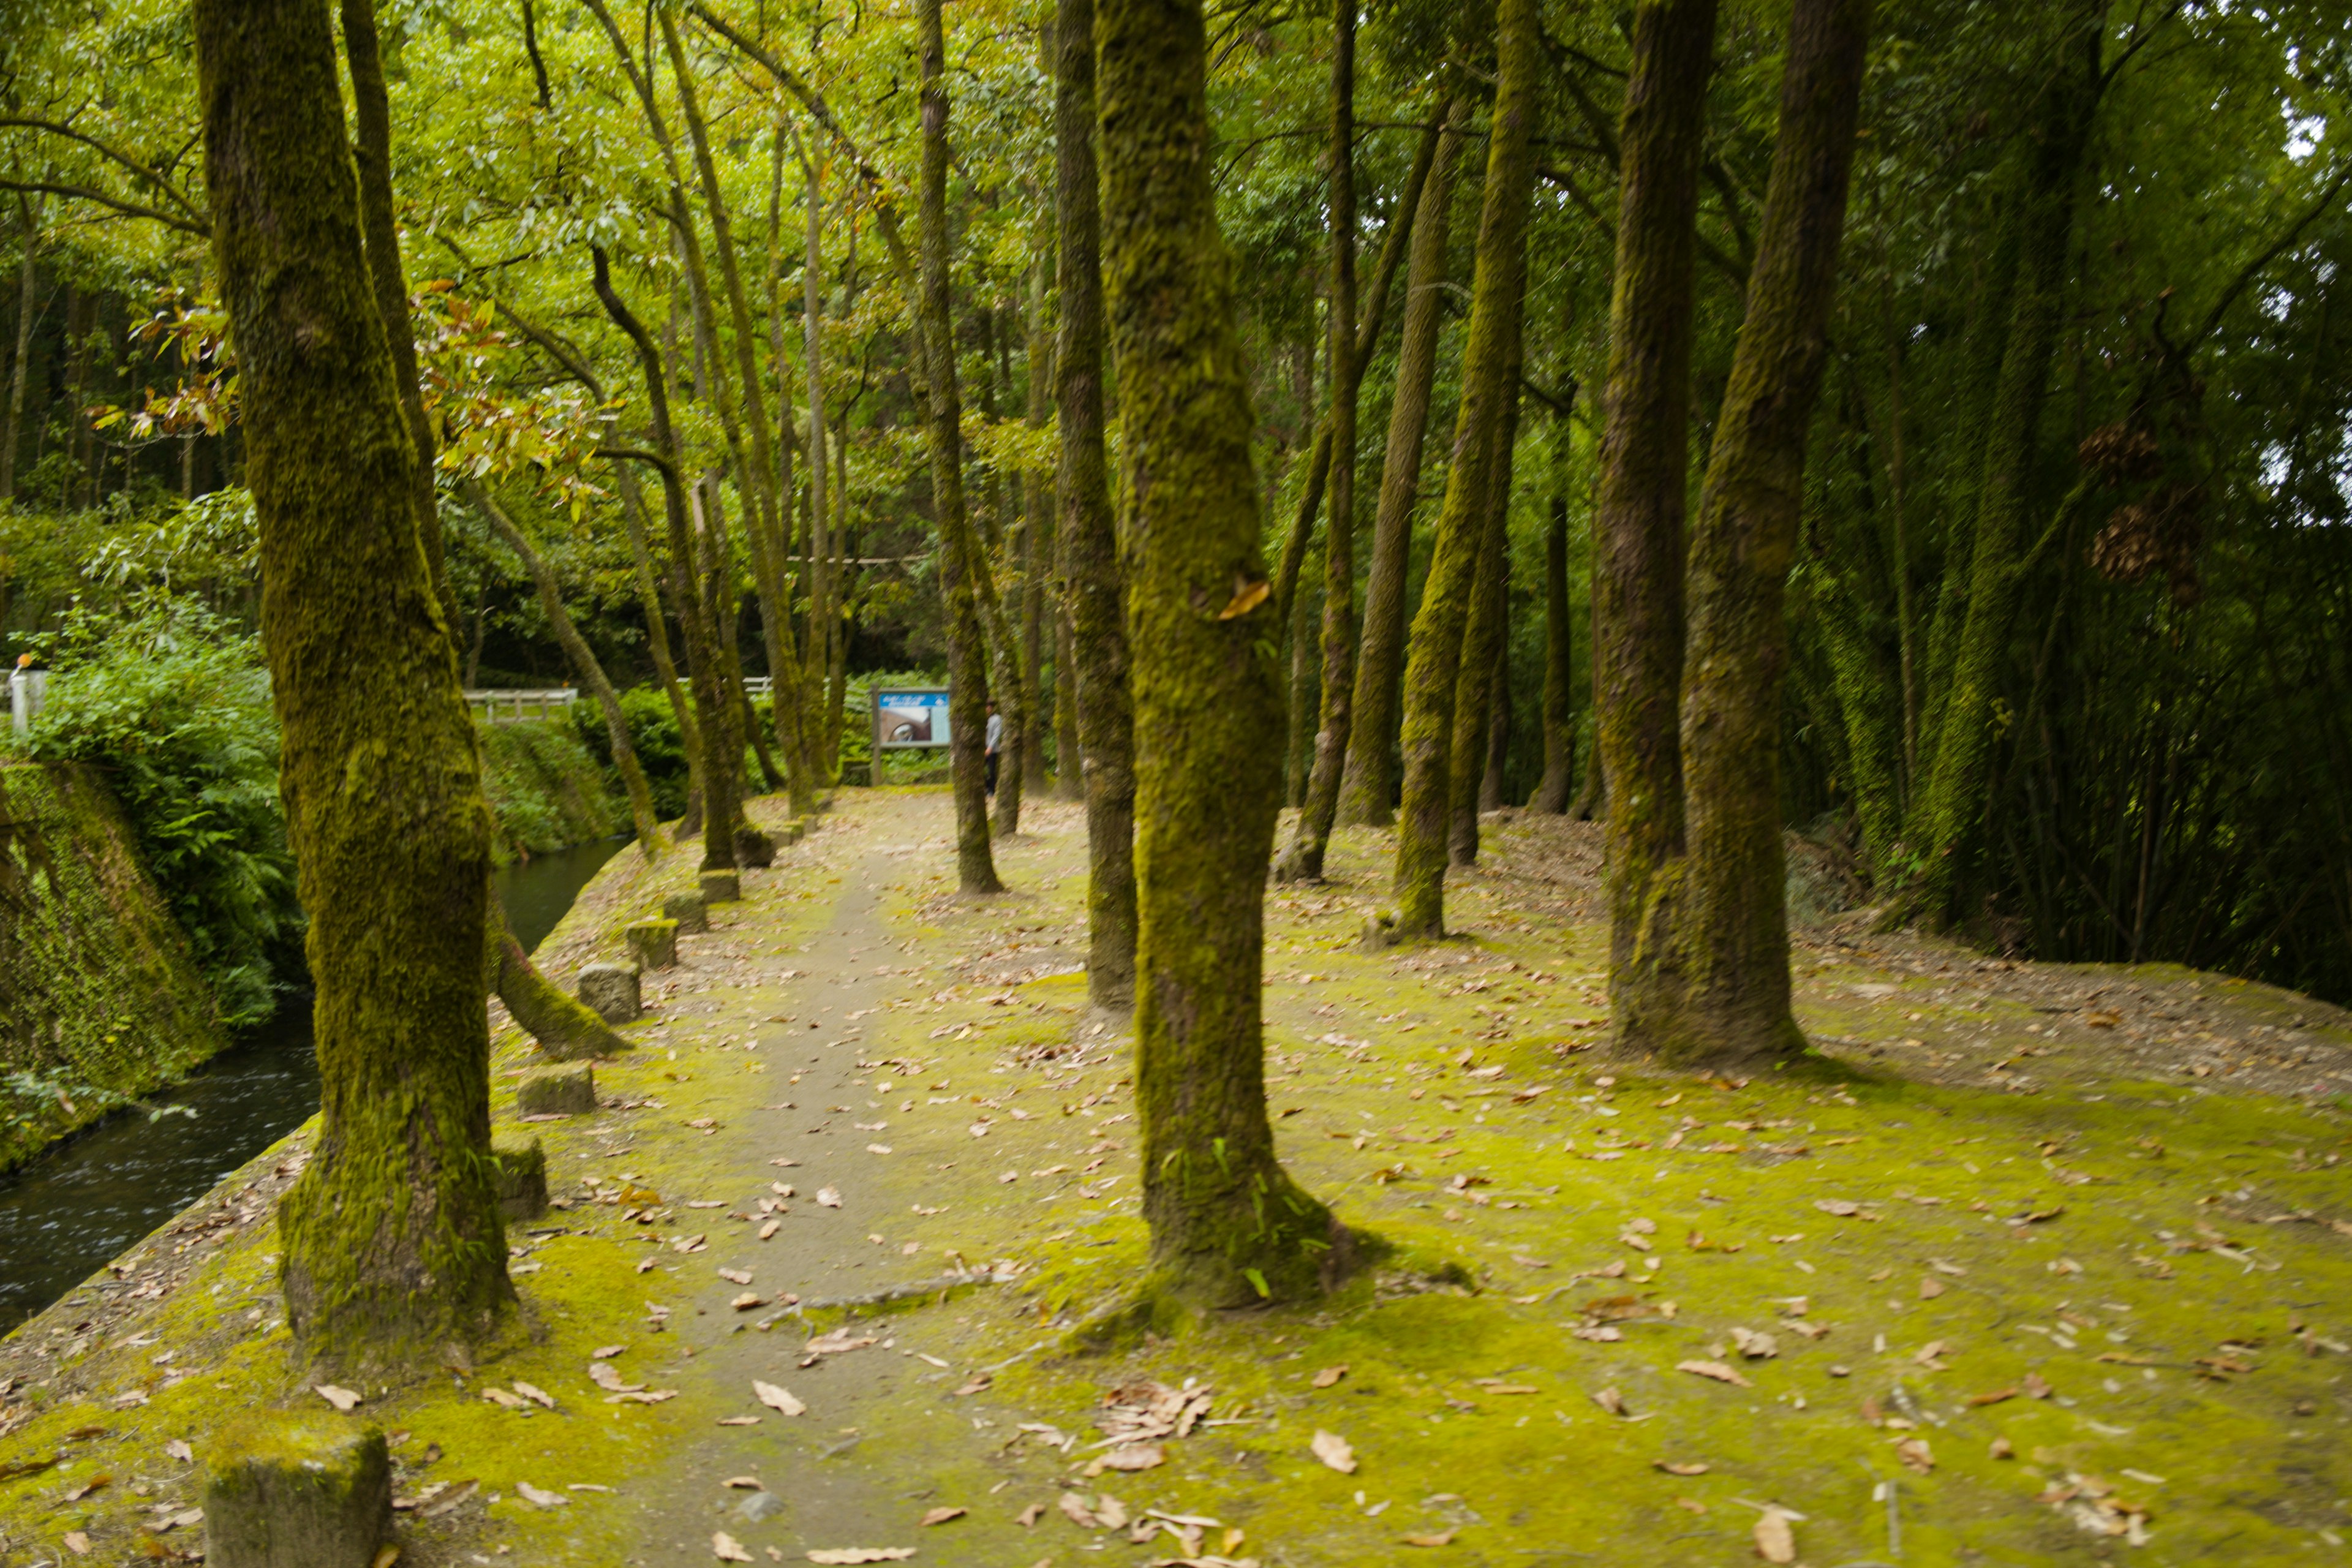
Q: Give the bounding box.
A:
[5,786,2352,1565]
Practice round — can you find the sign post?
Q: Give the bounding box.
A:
[871,688,952,780]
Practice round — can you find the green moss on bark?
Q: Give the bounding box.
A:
[1099,0,1343,1305]
[194,0,511,1370]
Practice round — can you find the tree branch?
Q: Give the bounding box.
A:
[0,176,208,236]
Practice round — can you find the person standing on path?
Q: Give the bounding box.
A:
[984,699,1003,801]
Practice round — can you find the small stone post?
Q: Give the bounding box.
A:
[577,961,641,1022]
[625,918,678,969]
[205,1420,391,1568]
[662,892,709,933]
[700,870,741,905]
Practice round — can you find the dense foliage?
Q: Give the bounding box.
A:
[17,598,298,1025]
[1,0,2346,999]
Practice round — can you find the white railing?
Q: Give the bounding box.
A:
[743,676,772,699]
[463,687,578,725]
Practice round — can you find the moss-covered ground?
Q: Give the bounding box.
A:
[3,788,2349,1566]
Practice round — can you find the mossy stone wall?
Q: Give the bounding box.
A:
[0,761,226,1173]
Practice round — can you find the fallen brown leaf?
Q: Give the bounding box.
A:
[1312,1365,1348,1389]
[1400,1529,1456,1547]
[1311,1430,1358,1474]
[1754,1507,1797,1564]
[1675,1360,1752,1388]
[1653,1461,1708,1476]
[712,1534,753,1562]
[919,1507,966,1526]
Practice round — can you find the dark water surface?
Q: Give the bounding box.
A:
[0,834,627,1331]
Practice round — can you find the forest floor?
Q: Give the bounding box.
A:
[4,786,2351,1567]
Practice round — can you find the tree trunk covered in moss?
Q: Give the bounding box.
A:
[1390,0,1539,938]
[1284,566,1319,808]
[194,0,510,1364]
[918,0,1002,893]
[338,0,442,605]
[1672,0,1871,1064]
[1908,4,2103,919]
[1099,0,1341,1305]
[469,481,662,857]
[1529,493,1577,812]
[1053,604,1084,800]
[983,545,1030,840]
[611,461,704,807]
[1448,338,1525,866]
[1481,634,1512,811]
[800,130,834,786]
[488,917,627,1061]
[660,9,813,816]
[1057,0,1134,1001]
[1338,100,1464,830]
[1272,0,1358,884]
[1591,0,1716,1044]
[592,246,738,873]
[1022,238,1052,804]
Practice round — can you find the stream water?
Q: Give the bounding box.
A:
[0,834,628,1332]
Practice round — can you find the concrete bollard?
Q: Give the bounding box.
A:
[734,825,775,867]
[205,1420,391,1568]
[662,892,709,933]
[491,1137,548,1219]
[516,1062,596,1117]
[625,918,677,970]
[576,961,641,1023]
[700,870,741,905]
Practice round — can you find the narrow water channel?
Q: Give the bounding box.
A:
[0,835,629,1332]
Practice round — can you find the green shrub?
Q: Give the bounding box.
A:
[571,685,692,818]
[22,598,301,1025]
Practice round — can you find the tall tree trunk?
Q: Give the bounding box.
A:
[1529,493,1577,811]
[339,0,444,604]
[2,195,39,503]
[1390,0,1539,938]
[918,0,1003,893]
[1021,234,1052,805]
[1338,100,1464,829]
[1481,632,1512,812]
[1285,567,1320,808]
[592,247,739,873]
[194,0,508,1365]
[1591,0,1717,1044]
[1057,0,1135,1002]
[1448,342,1525,865]
[660,9,813,818]
[1099,0,1341,1308]
[1910,3,2103,921]
[469,481,663,857]
[611,459,705,801]
[1272,0,1359,884]
[799,123,832,785]
[1672,0,1870,1063]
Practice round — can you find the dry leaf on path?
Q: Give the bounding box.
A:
[1730,1327,1778,1359]
[725,1476,762,1489]
[1060,1491,1098,1528]
[61,1533,89,1556]
[1754,1507,1798,1564]
[314,1384,361,1411]
[1592,1387,1627,1415]
[165,1439,193,1462]
[1401,1529,1456,1547]
[589,1363,643,1393]
[919,1506,966,1526]
[1311,1430,1358,1474]
[514,1382,556,1409]
[754,1381,807,1416]
[517,1482,568,1508]
[806,1550,916,1564]
[1676,1360,1752,1388]
[1653,1461,1708,1476]
[816,1186,843,1207]
[1918,1276,1947,1300]
[1016,1501,1046,1526]
[1896,1437,1935,1472]
[1312,1365,1348,1388]
[1814,1199,1861,1217]
[711,1536,753,1563]
[1086,1444,1163,1476]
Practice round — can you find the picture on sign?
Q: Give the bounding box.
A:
[874,688,952,749]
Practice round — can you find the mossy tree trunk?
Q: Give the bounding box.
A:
[798,126,835,788]
[1390,0,1539,937]
[1591,0,1716,1046]
[1273,0,1359,884]
[1907,4,2103,919]
[1,194,38,504]
[1448,333,1525,866]
[1056,0,1134,1003]
[194,0,510,1366]
[918,0,1003,894]
[1672,0,1872,1063]
[660,9,813,817]
[1529,492,1577,812]
[591,246,739,874]
[337,0,442,606]
[467,480,662,858]
[1099,0,1341,1305]
[1337,100,1464,830]
[1022,233,1052,805]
